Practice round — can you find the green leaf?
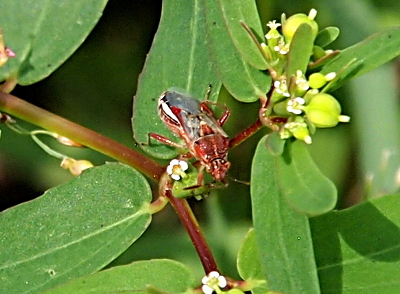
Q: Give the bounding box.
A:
[216,0,268,70]
[277,139,337,217]
[132,0,221,159]
[251,136,320,294]
[264,132,285,156]
[311,194,400,294]
[0,163,152,294]
[315,27,340,48]
[237,229,268,294]
[41,259,194,294]
[286,23,315,79]
[0,0,108,85]
[321,26,400,90]
[203,0,271,102]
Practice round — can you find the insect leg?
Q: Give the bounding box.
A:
[200,101,230,126]
[147,133,185,149]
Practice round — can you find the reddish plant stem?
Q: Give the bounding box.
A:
[229,118,263,149]
[166,189,218,273]
[0,91,165,181]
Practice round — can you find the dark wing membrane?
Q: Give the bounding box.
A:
[197,112,228,138]
[163,91,201,115]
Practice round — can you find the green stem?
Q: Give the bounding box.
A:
[0,91,165,181]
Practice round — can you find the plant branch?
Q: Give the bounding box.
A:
[166,188,219,273]
[0,91,165,181]
[229,118,263,149]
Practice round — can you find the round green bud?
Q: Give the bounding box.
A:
[308,73,327,89]
[285,118,312,144]
[282,13,319,42]
[273,99,291,116]
[312,45,326,60]
[304,93,342,128]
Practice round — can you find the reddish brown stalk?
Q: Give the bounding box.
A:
[158,174,218,273]
[229,118,263,149]
[166,189,219,273]
[0,91,165,181]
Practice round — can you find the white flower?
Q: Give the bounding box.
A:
[287,97,305,114]
[166,159,188,180]
[274,80,290,97]
[201,271,227,294]
[295,70,309,91]
[267,20,281,30]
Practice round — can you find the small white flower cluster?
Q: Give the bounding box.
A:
[201,271,227,294]
[166,159,188,180]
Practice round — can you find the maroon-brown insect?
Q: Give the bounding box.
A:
[149,89,231,183]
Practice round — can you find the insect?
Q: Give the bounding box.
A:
[149,89,231,183]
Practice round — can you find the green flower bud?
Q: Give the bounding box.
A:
[282,11,319,42]
[303,88,319,104]
[284,117,312,144]
[308,73,327,89]
[273,99,291,116]
[279,116,312,144]
[303,93,350,128]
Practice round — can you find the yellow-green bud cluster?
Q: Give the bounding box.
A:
[258,9,350,144]
[282,9,319,43]
[270,71,350,143]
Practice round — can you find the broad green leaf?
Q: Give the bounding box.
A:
[315,27,340,48]
[265,132,285,156]
[321,26,400,90]
[0,0,108,85]
[132,1,221,159]
[276,139,337,217]
[286,23,315,79]
[237,229,268,294]
[41,259,194,294]
[217,0,268,70]
[251,136,320,294]
[311,194,400,294]
[0,163,152,294]
[203,0,271,102]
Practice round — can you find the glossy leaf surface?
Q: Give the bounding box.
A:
[251,136,320,294]
[237,229,268,294]
[276,139,337,216]
[132,0,221,159]
[312,194,400,294]
[216,0,268,70]
[315,27,340,48]
[321,26,400,90]
[203,0,271,102]
[0,0,108,85]
[42,259,194,294]
[0,163,152,294]
[286,23,315,80]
